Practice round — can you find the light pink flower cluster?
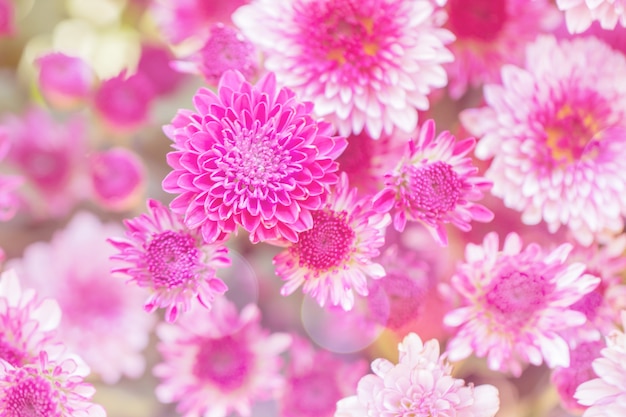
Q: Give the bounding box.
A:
[462,35,626,246]
[335,332,500,417]
[444,232,600,376]
[162,70,346,244]
[274,173,389,311]
[8,211,155,384]
[575,312,626,415]
[557,0,626,33]
[234,0,454,138]
[109,199,230,322]
[154,298,291,417]
[0,270,105,416]
[0,129,22,221]
[372,119,493,246]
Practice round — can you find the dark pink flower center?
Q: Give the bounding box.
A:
[4,374,59,417]
[146,230,200,289]
[199,25,256,82]
[485,268,553,326]
[447,0,507,42]
[0,339,27,368]
[193,335,253,390]
[287,372,342,416]
[404,161,462,220]
[294,209,355,272]
[570,280,604,321]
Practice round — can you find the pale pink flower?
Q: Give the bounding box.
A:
[162,70,347,244]
[335,332,500,417]
[552,340,604,413]
[281,336,367,417]
[109,198,230,322]
[562,236,626,346]
[233,0,454,139]
[557,0,626,33]
[0,269,62,367]
[442,0,559,99]
[462,35,626,246]
[171,23,258,85]
[7,211,155,384]
[372,119,493,246]
[1,107,89,218]
[444,232,601,376]
[575,312,626,415]
[0,129,22,221]
[35,52,95,109]
[0,0,14,37]
[88,147,146,211]
[273,172,389,311]
[150,0,250,44]
[154,298,291,417]
[93,71,154,133]
[0,351,106,417]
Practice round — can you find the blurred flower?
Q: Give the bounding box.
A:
[88,147,146,211]
[0,269,61,367]
[137,43,186,97]
[557,0,626,33]
[0,0,14,37]
[0,351,106,417]
[335,333,500,417]
[280,335,367,417]
[109,198,230,322]
[372,119,493,246]
[442,0,559,99]
[462,35,626,246]
[93,71,155,133]
[233,0,454,139]
[162,70,347,244]
[150,0,250,44]
[552,340,604,413]
[575,312,626,415]
[34,52,95,110]
[171,23,258,85]
[1,107,89,219]
[0,129,22,221]
[274,173,389,311]
[7,211,155,384]
[444,232,600,376]
[154,298,291,417]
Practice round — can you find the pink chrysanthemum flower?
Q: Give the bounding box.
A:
[372,119,493,246]
[7,211,155,384]
[109,199,230,323]
[0,269,61,367]
[462,35,626,246]
[552,340,604,413]
[335,332,500,417]
[93,71,154,133]
[444,232,601,376]
[1,107,89,218]
[441,0,559,99]
[557,0,626,33]
[162,70,347,244]
[233,0,454,139]
[575,312,626,415]
[88,147,146,211]
[35,52,95,109]
[150,0,250,44]
[281,336,367,417]
[154,298,291,417]
[0,351,106,417]
[171,23,258,85]
[273,172,390,311]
